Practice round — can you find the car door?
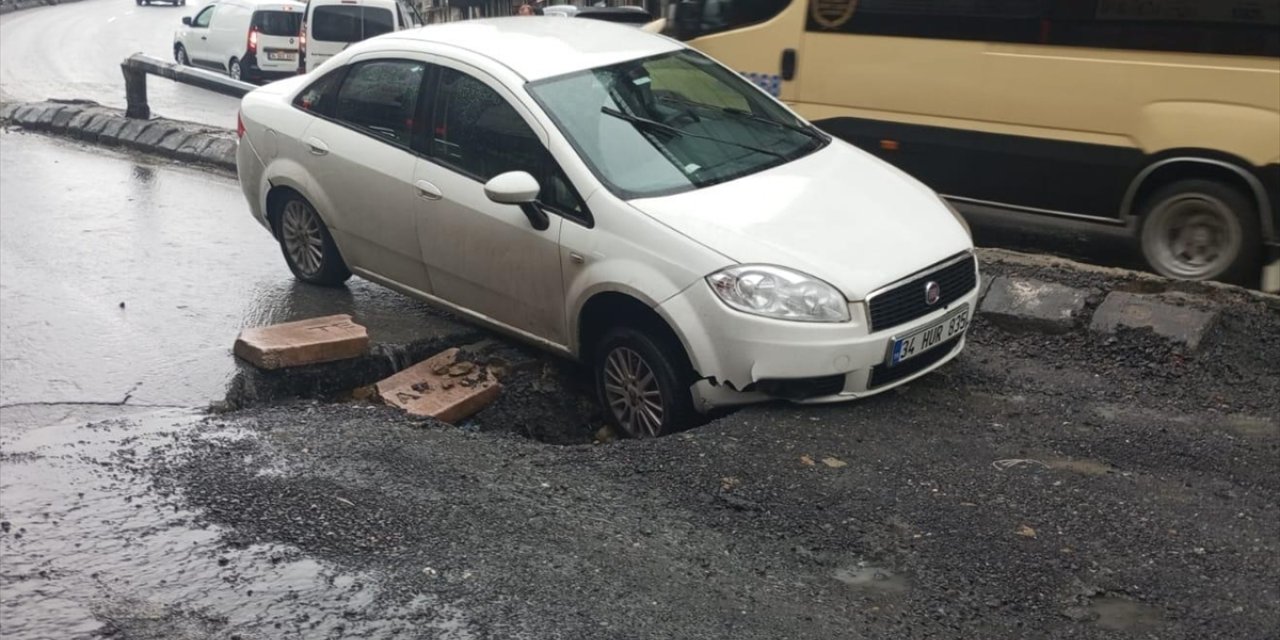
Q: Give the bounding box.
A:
[295,56,432,292]
[184,3,218,64]
[412,64,586,346]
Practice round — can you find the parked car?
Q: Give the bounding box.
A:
[235,19,979,437]
[297,0,422,73]
[174,0,305,83]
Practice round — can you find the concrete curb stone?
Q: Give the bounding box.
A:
[200,138,237,170]
[14,105,40,126]
[117,118,155,147]
[135,124,178,149]
[97,117,129,145]
[0,103,18,120]
[66,109,96,133]
[50,106,81,132]
[175,136,216,163]
[78,112,115,142]
[158,130,195,154]
[36,105,63,127]
[979,276,1088,334]
[1089,291,1219,350]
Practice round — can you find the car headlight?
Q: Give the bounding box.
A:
[941,197,972,238]
[706,265,850,323]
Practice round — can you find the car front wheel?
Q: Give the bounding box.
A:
[594,326,696,438]
[275,196,351,286]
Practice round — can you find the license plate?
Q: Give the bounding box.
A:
[888,307,969,366]
[268,51,297,61]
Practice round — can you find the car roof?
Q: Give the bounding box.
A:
[378,17,682,82]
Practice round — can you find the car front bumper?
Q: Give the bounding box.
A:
[658,262,981,411]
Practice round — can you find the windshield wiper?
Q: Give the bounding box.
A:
[656,95,823,141]
[601,106,785,160]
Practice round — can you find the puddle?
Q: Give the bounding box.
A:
[832,564,910,594]
[1089,596,1164,632]
[1046,458,1115,476]
[0,409,476,639]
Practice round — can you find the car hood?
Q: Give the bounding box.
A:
[628,140,973,300]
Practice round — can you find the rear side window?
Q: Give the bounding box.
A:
[312,5,394,42]
[252,10,302,36]
[293,69,345,116]
[333,59,426,146]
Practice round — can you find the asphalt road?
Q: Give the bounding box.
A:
[0,0,239,127]
[1,131,1277,639]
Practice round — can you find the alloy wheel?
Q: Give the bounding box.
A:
[281,201,325,279]
[602,346,665,438]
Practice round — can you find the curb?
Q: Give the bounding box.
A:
[1,99,237,173]
[0,0,89,14]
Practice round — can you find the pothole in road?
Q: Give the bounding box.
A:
[831,564,910,595]
[219,337,606,446]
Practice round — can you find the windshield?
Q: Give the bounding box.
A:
[528,50,827,199]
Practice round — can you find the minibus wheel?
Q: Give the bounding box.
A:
[1138,179,1260,284]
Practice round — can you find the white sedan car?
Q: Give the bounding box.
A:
[236,18,979,437]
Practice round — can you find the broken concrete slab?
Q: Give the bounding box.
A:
[979,277,1088,334]
[234,314,370,370]
[376,348,502,424]
[1089,291,1218,350]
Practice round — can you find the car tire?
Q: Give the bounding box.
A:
[174,44,189,66]
[593,325,697,438]
[274,196,352,286]
[1138,178,1261,285]
[228,58,242,81]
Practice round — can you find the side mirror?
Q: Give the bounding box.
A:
[182,16,192,25]
[484,171,549,230]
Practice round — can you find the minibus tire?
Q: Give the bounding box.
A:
[1138,178,1260,285]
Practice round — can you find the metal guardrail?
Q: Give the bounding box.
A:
[121,52,256,119]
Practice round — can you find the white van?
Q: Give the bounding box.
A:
[298,0,422,73]
[174,0,306,83]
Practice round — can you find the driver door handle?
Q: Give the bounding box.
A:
[305,137,329,156]
[414,180,442,201]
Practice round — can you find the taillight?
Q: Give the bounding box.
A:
[247,26,259,53]
[297,23,307,74]
[236,111,245,138]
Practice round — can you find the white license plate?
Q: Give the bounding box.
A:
[888,307,969,366]
[268,51,297,61]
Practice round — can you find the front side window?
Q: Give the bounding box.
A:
[430,69,585,218]
[332,60,426,146]
[312,5,395,42]
[192,5,216,28]
[528,49,827,199]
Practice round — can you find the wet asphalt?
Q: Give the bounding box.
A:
[0,0,240,127]
[0,130,1277,639]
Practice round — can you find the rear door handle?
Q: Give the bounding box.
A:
[414,180,442,201]
[305,137,329,156]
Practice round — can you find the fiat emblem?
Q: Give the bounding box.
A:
[924,281,941,305]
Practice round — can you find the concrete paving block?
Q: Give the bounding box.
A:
[1089,291,1218,350]
[50,106,80,131]
[234,314,370,370]
[376,347,502,424]
[979,277,1087,334]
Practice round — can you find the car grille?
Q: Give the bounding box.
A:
[867,335,963,389]
[867,254,977,333]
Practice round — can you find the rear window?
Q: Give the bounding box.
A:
[252,10,303,37]
[312,5,394,42]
